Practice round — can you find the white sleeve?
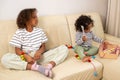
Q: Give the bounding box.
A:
[41,29,48,43]
[9,30,22,48]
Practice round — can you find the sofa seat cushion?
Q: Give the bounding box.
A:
[0,49,102,80]
[96,55,120,80]
[38,16,71,50]
[53,49,103,80]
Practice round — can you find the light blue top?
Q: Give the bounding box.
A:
[75,31,103,47]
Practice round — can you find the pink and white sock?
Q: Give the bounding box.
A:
[31,62,53,78]
[46,63,53,70]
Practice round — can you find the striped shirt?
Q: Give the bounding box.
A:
[9,27,48,53]
[76,31,103,47]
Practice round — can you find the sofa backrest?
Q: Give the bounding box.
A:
[0,21,8,58]
[0,20,17,58]
[38,15,71,50]
[66,12,105,46]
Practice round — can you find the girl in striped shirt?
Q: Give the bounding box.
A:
[1,8,68,78]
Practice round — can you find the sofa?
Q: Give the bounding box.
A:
[0,12,120,80]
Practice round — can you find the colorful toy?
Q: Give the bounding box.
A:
[90,61,98,77]
[20,55,25,61]
[91,56,96,59]
[75,54,80,59]
[66,44,73,49]
[99,42,120,59]
[20,51,25,61]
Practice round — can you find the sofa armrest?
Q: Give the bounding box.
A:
[105,33,120,44]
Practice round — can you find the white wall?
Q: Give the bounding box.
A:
[0,0,108,26]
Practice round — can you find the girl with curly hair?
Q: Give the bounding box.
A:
[74,15,104,62]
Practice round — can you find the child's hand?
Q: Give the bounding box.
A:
[101,41,110,49]
[82,36,87,41]
[103,41,109,45]
[33,52,42,60]
[82,56,91,62]
[25,55,35,64]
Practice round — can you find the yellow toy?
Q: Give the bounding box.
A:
[20,51,25,61]
[20,55,25,61]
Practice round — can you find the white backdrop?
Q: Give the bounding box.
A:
[0,0,108,26]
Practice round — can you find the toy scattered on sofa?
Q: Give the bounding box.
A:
[99,42,120,59]
[20,55,25,61]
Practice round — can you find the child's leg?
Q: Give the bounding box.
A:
[29,62,52,78]
[86,46,98,56]
[74,45,91,62]
[1,53,52,78]
[74,45,85,59]
[38,45,68,67]
[1,53,27,70]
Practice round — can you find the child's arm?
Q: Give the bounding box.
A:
[98,43,104,52]
[92,32,103,43]
[15,47,35,64]
[33,43,46,60]
[76,32,86,45]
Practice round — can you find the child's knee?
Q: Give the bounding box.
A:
[1,54,9,66]
[1,53,13,67]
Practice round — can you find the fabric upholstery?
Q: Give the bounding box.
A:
[38,16,71,50]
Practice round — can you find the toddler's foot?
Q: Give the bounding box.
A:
[84,52,88,55]
[82,56,91,62]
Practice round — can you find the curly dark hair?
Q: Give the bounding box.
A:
[17,8,37,29]
[74,15,94,32]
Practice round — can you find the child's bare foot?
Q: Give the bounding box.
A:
[82,56,91,62]
[84,52,88,55]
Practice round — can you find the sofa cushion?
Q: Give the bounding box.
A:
[38,16,71,50]
[96,55,120,80]
[0,20,16,58]
[66,12,105,46]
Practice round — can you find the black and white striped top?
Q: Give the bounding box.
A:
[9,27,48,53]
